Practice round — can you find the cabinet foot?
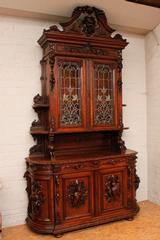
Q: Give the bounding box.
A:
[126,216,134,221]
[54,233,63,238]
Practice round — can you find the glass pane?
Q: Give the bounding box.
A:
[59,61,82,127]
[94,64,114,125]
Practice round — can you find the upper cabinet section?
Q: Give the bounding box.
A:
[37,5,128,134]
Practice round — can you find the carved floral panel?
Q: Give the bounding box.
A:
[66,179,88,208]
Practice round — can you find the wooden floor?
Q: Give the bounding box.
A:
[2,201,160,240]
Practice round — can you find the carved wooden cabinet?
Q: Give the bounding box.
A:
[25,6,140,237]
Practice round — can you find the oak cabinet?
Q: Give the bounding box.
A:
[25,5,140,237]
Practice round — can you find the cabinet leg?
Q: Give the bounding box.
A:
[126,216,134,221]
[54,233,63,238]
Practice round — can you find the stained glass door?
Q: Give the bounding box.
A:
[55,58,86,132]
[90,60,118,129]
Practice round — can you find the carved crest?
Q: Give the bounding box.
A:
[47,6,115,38]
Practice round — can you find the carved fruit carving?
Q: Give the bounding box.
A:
[66,179,88,208]
[104,175,120,202]
[30,181,45,215]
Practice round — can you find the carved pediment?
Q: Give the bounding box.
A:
[48,6,115,38]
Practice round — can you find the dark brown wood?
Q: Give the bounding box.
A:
[126,0,160,8]
[25,5,139,236]
[0,213,2,233]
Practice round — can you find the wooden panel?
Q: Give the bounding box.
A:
[98,167,128,214]
[59,172,94,223]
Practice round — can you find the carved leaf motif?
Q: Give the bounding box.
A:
[104,175,120,202]
[66,179,88,208]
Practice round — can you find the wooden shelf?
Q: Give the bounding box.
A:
[30,129,49,135]
[123,127,129,130]
[32,103,49,109]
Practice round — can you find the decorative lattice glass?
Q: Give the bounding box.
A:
[59,62,82,126]
[94,64,114,125]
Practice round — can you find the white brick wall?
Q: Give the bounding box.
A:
[145,24,160,204]
[0,15,147,227]
[0,16,55,227]
[122,33,147,201]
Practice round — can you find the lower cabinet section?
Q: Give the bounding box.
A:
[25,153,140,236]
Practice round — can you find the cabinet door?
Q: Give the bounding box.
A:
[98,167,128,215]
[54,57,87,132]
[54,172,94,226]
[90,60,119,130]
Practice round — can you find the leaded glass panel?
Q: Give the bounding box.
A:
[59,61,82,127]
[94,64,114,125]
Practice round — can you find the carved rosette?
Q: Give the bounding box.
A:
[30,181,45,215]
[66,179,88,208]
[104,175,120,202]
